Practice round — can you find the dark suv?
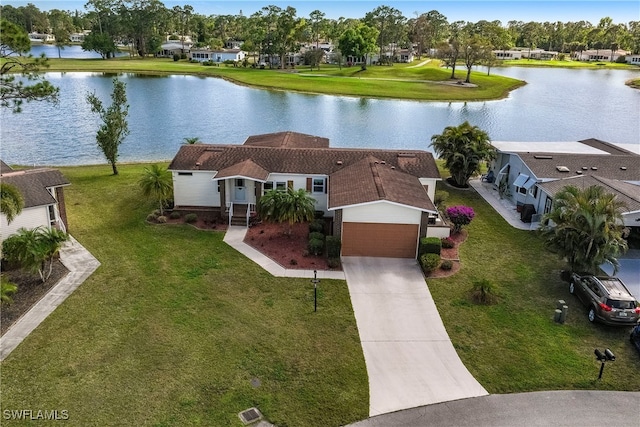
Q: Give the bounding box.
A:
[569,273,640,326]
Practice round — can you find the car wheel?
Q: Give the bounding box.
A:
[588,307,596,323]
[569,282,575,294]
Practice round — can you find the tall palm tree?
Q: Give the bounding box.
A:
[182,137,201,145]
[257,188,315,235]
[0,182,24,224]
[430,121,496,187]
[539,185,628,274]
[139,164,173,216]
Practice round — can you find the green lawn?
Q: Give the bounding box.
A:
[0,164,368,427]
[42,57,524,101]
[429,182,640,393]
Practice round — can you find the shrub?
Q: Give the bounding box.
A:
[314,210,325,219]
[434,190,449,208]
[172,54,180,62]
[440,260,453,270]
[326,236,341,258]
[419,237,441,256]
[184,213,198,223]
[153,209,161,216]
[309,219,325,233]
[327,257,341,269]
[289,259,298,266]
[156,215,167,224]
[147,213,158,222]
[470,278,499,305]
[180,53,187,60]
[169,211,181,219]
[420,253,441,273]
[308,238,324,255]
[446,205,475,234]
[309,231,325,242]
[441,237,455,249]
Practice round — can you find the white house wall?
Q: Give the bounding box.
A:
[266,173,329,213]
[0,206,50,241]
[418,178,438,201]
[342,202,422,224]
[172,172,219,207]
[623,211,640,227]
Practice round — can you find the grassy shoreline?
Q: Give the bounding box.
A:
[43,57,525,101]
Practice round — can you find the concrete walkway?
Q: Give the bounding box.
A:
[468,179,539,231]
[0,236,100,361]
[342,257,488,417]
[223,226,345,280]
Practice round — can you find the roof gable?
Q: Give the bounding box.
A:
[0,168,69,208]
[215,159,269,182]
[328,156,436,211]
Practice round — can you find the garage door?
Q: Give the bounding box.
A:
[342,222,419,258]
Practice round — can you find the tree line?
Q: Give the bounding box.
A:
[1,2,639,62]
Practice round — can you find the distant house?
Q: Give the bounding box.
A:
[493,48,558,60]
[572,49,629,62]
[168,132,444,258]
[69,31,90,43]
[158,40,193,58]
[190,48,246,63]
[28,33,55,44]
[625,54,640,65]
[487,139,640,227]
[0,161,70,240]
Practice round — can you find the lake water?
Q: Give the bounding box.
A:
[1,66,638,166]
[28,44,130,59]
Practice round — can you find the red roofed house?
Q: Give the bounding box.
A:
[168,132,444,258]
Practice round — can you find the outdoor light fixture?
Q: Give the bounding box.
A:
[311,270,320,312]
[594,348,615,380]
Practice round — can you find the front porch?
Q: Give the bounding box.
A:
[469,179,541,231]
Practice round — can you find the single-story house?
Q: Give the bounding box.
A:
[0,161,70,241]
[571,49,629,62]
[487,139,640,226]
[168,132,444,258]
[190,48,246,63]
[157,40,193,57]
[493,49,558,60]
[626,54,640,65]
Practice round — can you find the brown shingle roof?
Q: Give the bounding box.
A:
[243,131,330,148]
[215,159,269,181]
[578,138,637,155]
[1,168,70,208]
[518,152,640,181]
[168,144,440,179]
[538,175,640,213]
[328,156,436,211]
[0,160,13,174]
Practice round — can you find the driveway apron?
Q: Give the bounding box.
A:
[342,257,487,417]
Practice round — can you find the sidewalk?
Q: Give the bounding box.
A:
[223,226,345,280]
[0,236,100,361]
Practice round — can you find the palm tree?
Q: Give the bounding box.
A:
[257,188,316,235]
[0,182,24,224]
[539,185,628,274]
[1,226,69,282]
[1,277,18,305]
[430,121,496,187]
[139,164,173,216]
[182,137,201,145]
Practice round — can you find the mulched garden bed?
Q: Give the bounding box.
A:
[1,259,69,335]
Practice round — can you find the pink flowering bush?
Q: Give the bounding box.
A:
[446,205,475,234]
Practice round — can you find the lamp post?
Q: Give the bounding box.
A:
[311,270,320,312]
[594,348,615,380]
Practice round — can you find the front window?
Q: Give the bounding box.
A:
[275,182,286,191]
[312,178,325,193]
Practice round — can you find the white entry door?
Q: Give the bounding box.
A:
[234,178,246,202]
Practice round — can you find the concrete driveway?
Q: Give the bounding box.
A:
[342,257,487,417]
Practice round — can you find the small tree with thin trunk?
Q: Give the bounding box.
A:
[139,164,173,216]
[86,78,129,175]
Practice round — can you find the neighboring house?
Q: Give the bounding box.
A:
[158,41,193,57]
[168,131,443,258]
[572,49,629,62]
[69,31,91,43]
[492,48,558,60]
[28,33,55,44]
[191,48,246,63]
[487,139,640,226]
[0,161,70,240]
[626,54,640,65]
